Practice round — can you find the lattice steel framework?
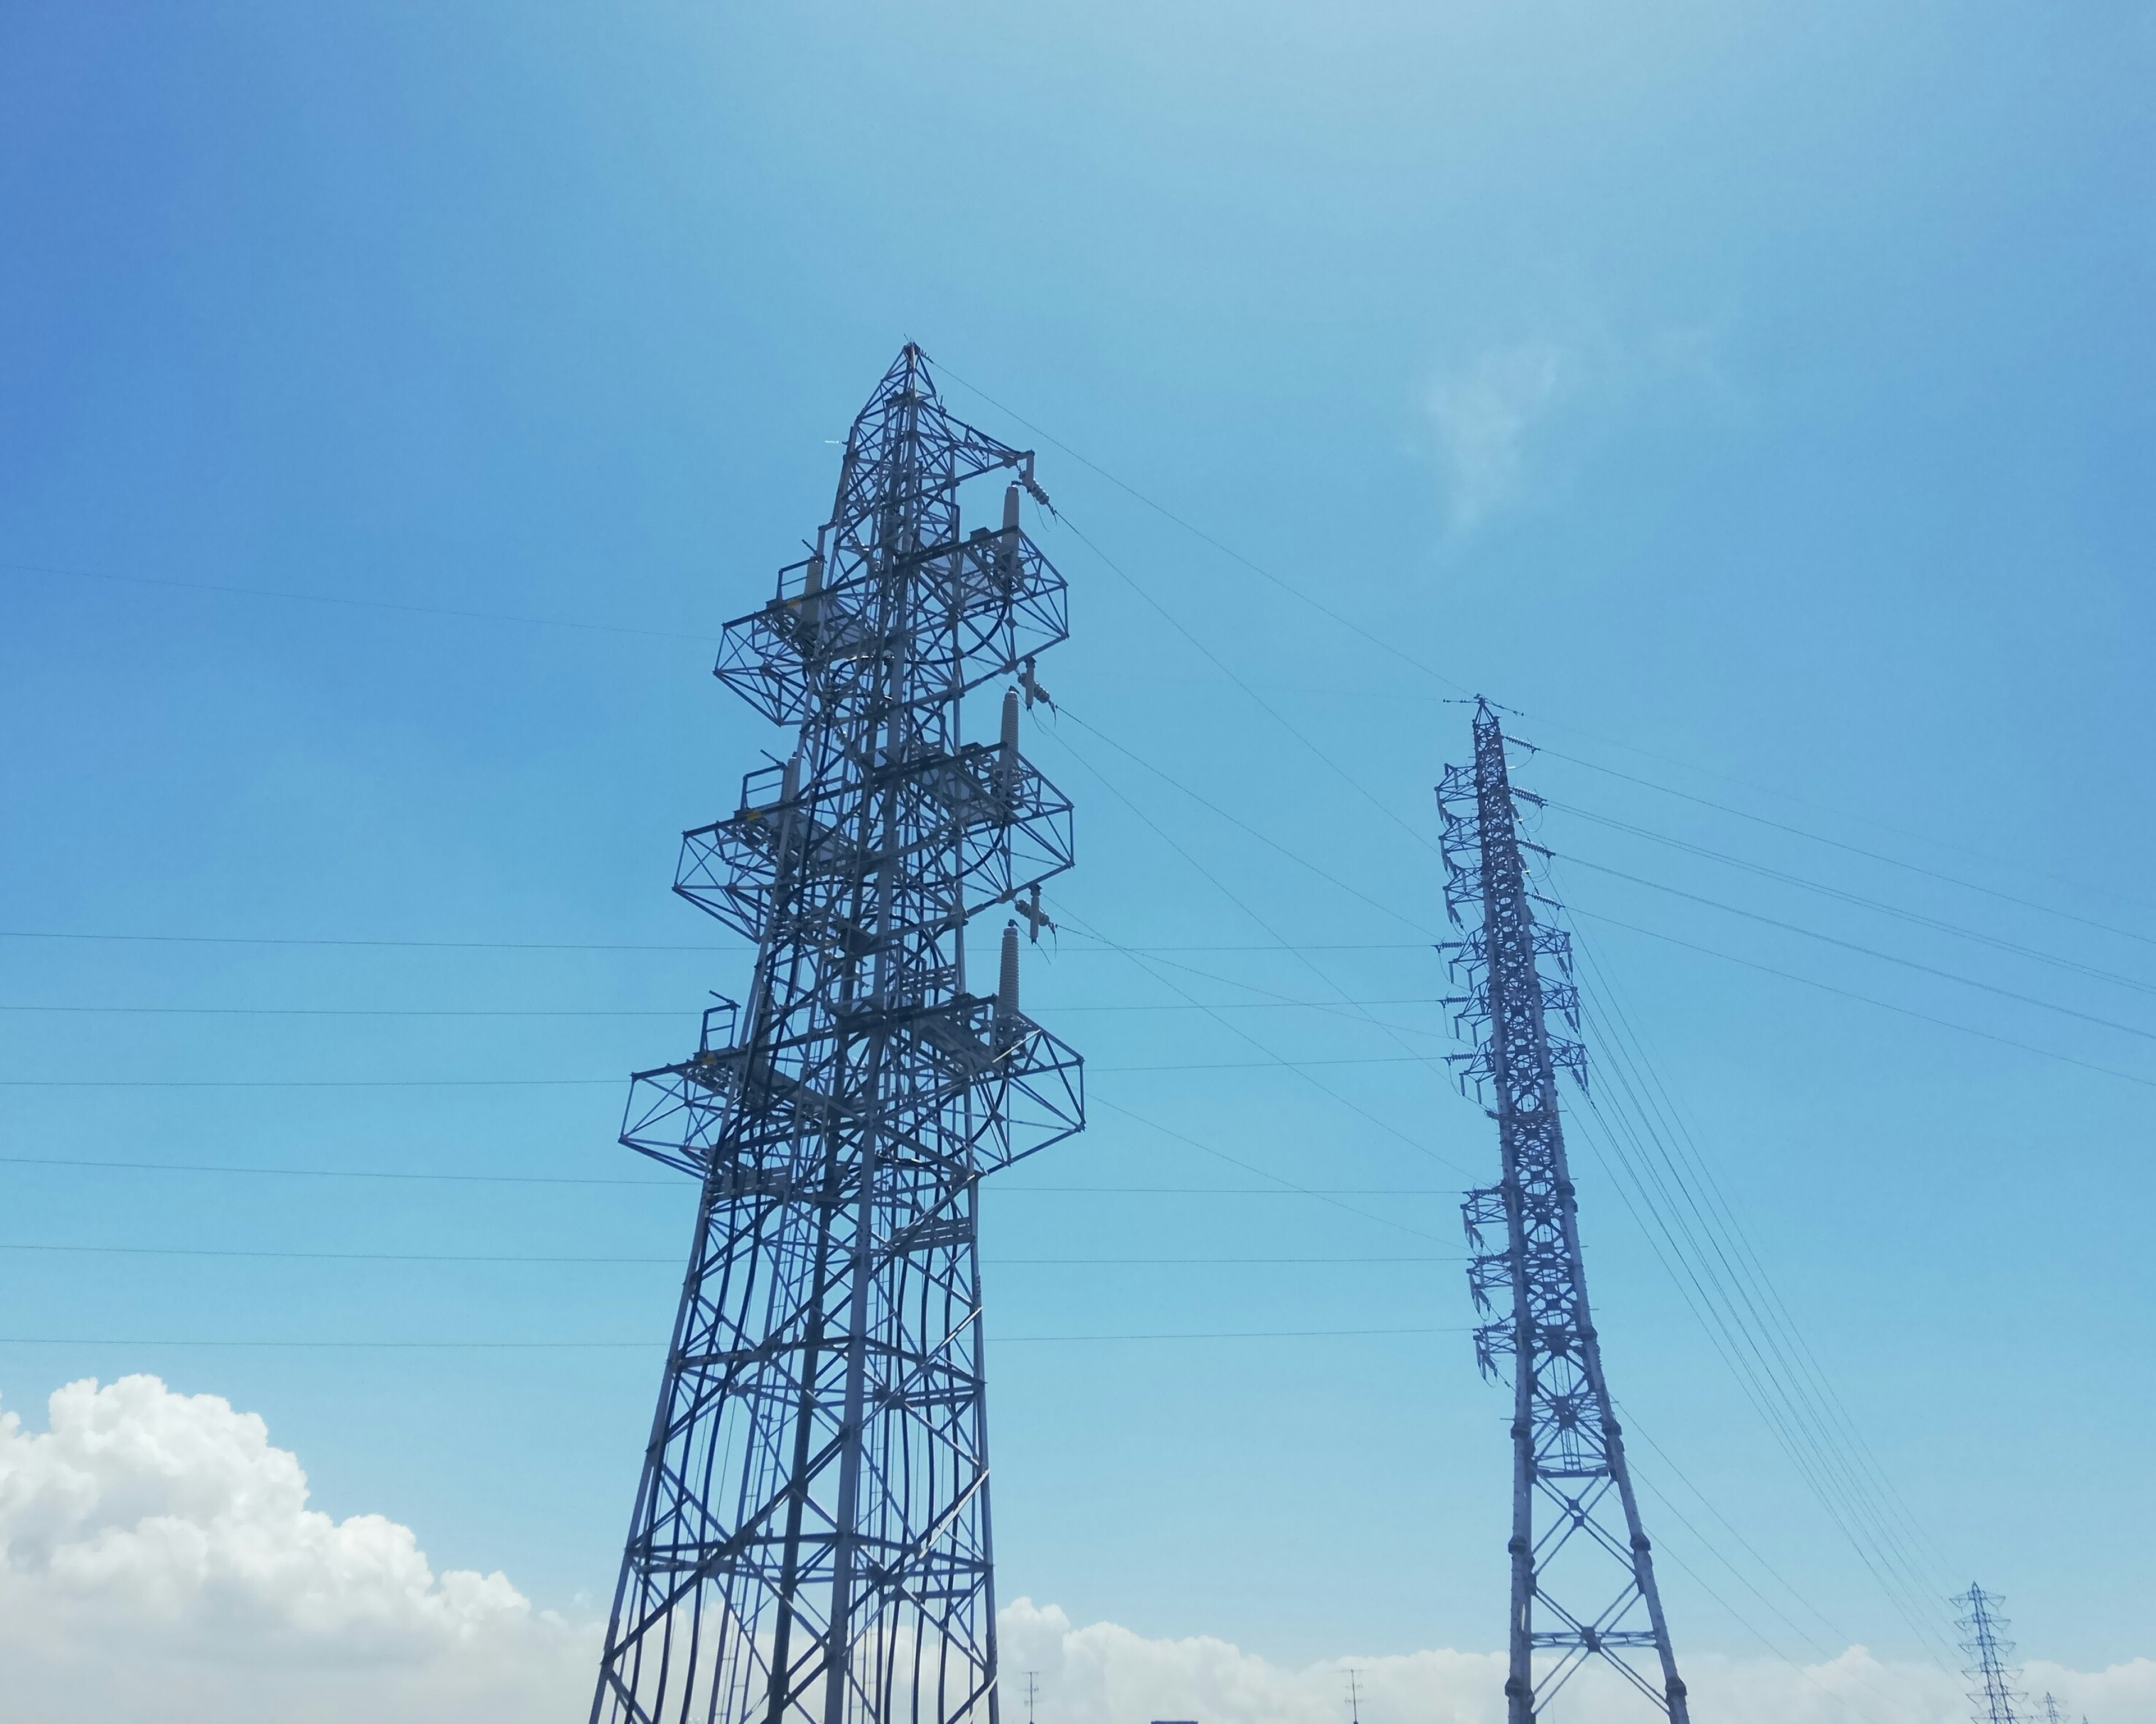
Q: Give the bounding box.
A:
[592,346,1084,1724]
[1437,699,1689,1723]
[1957,1585,2023,1724]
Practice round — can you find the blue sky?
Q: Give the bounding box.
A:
[1,0,2150,1703]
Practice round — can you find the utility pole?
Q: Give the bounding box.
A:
[1436,699,1690,1723]
[590,346,1085,1724]
[1955,1584,2022,1724]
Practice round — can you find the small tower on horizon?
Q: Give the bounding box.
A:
[1956,1584,2023,1724]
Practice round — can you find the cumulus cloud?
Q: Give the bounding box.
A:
[1424,340,1572,534]
[3,1377,2148,1723]
[0,1374,594,1722]
[1001,1599,2156,1724]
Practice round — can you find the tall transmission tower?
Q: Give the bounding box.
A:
[591,345,1085,1724]
[1956,1585,2023,1724]
[1436,699,1689,1723]
[2035,1695,2065,1724]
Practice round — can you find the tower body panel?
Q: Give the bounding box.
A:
[1438,703,1688,1723]
[594,349,1082,1724]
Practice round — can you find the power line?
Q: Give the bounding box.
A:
[1042,513,1443,859]
[1013,1255,1466,1264]
[1057,705,1438,936]
[33,826,2156,1086]
[1580,939,1953,1593]
[1571,1027,1951,1657]
[1619,1406,1865,1656]
[0,927,743,953]
[0,1336,666,1350]
[1534,739,2156,925]
[33,378,2066,954]
[1583,984,1952,1620]
[0,997,1452,1018]
[1558,852,2156,1047]
[0,1327,1474,1350]
[1592,1016,1965,1617]
[0,1053,1454,1087]
[937,360,2110,930]
[1618,1480,1898,1724]
[1548,799,2156,997]
[1575,1082,1952,1658]
[931,364,1475,701]
[0,1151,1457,1197]
[3,556,718,645]
[0,1242,1462,1266]
[1041,734,1469,1179]
[0,926,1423,954]
[1559,918,1957,1662]
[1566,903,2156,1092]
[1094,1101,1454,1243]
[24,403,2129,959]
[1088,931,1467,1178]
[0,1003,715,1018]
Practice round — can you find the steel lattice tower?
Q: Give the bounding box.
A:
[591,346,1084,1724]
[1437,700,1689,1723]
[1957,1585,2023,1724]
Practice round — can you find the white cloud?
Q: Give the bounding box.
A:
[0,1374,595,1722]
[1424,340,1572,534]
[1002,1600,2156,1724]
[1421,321,1746,537]
[3,1376,2149,1723]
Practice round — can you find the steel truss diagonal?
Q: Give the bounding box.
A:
[1437,699,1690,1724]
[592,346,1084,1724]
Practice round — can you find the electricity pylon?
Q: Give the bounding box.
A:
[1437,699,1689,1723]
[2035,1695,2065,1724]
[591,346,1085,1724]
[1956,1585,2023,1724]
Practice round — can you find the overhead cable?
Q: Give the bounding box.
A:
[0,1326,1473,1349]
[0,1242,1461,1267]
[1565,903,2156,1091]
[0,1153,1456,1201]
[1560,925,1956,1661]
[1558,853,2156,1046]
[4,556,716,645]
[1550,800,2156,995]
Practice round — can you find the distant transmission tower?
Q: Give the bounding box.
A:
[2035,1695,2065,1724]
[1437,699,1689,1723]
[591,345,1085,1724]
[1957,1585,2023,1724]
